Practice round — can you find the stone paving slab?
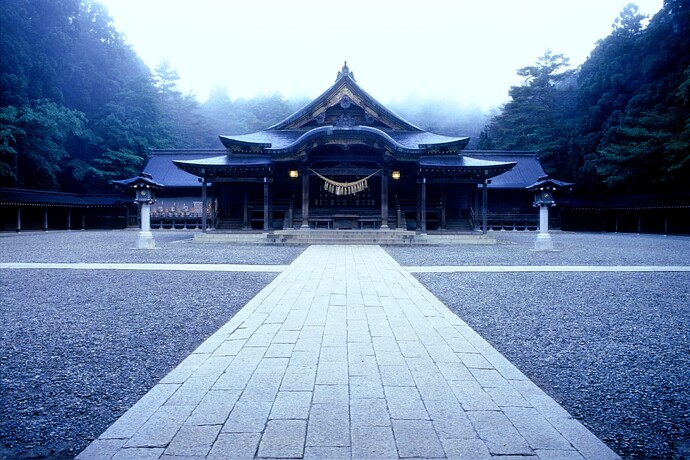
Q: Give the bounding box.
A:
[78,245,619,459]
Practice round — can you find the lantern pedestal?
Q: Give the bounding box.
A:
[137,231,156,249]
[136,202,156,249]
[533,205,554,251]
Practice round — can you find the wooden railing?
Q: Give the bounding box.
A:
[484,213,539,231]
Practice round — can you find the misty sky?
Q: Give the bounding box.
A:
[98,0,663,111]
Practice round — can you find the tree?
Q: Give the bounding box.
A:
[572,1,690,193]
[151,60,216,147]
[479,51,578,177]
[0,0,163,192]
[0,100,86,189]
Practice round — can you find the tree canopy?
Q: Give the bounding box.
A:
[481,1,690,194]
[0,0,303,192]
[1,0,687,196]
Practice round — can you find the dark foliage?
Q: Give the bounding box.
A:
[479,51,578,177]
[481,1,690,194]
[0,1,304,193]
[2,1,687,195]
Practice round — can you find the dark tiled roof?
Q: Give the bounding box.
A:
[526,175,574,191]
[387,132,470,150]
[177,155,271,167]
[220,128,469,156]
[0,188,123,207]
[464,151,546,189]
[173,154,273,178]
[419,155,517,179]
[419,155,516,168]
[112,174,163,189]
[219,131,302,150]
[144,149,226,187]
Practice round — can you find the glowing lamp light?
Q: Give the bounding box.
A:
[289,170,299,178]
[391,170,401,180]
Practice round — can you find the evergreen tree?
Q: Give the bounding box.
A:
[0,0,160,192]
[479,51,578,177]
[152,60,216,148]
[0,100,86,189]
[573,1,690,193]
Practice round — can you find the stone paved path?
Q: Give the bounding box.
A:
[78,245,619,459]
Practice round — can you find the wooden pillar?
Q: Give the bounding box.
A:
[615,211,619,232]
[263,177,270,231]
[16,207,21,233]
[637,214,642,233]
[201,174,208,233]
[301,169,309,229]
[482,180,488,235]
[421,177,427,234]
[441,184,447,229]
[472,187,479,230]
[664,213,669,235]
[380,171,389,229]
[43,207,49,231]
[81,209,86,230]
[416,182,422,229]
[242,188,250,230]
[67,208,72,230]
[210,186,216,229]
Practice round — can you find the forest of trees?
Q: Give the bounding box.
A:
[1,0,688,196]
[480,1,689,194]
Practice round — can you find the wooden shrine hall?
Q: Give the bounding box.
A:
[172,63,518,234]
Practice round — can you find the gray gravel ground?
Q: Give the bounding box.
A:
[0,231,304,458]
[1,230,688,458]
[388,231,690,459]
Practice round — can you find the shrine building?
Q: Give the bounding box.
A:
[146,63,547,236]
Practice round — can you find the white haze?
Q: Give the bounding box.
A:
[98,0,663,112]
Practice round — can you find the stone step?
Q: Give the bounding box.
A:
[191,230,495,245]
[267,230,424,245]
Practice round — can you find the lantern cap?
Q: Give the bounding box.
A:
[113,173,164,190]
[526,175,573,192]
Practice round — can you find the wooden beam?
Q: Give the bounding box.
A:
[212,177,272,183]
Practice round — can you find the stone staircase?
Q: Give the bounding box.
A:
[267,229,424,245]
[191,229,496,245]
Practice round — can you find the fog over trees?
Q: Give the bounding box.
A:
[1,0,688,195]
[481,1,690,194]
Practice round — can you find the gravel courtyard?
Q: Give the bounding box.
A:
[1,230,688,458]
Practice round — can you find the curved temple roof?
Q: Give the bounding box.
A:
[217,62,470,159]
[218,127,470,158]
[175,63,515,179]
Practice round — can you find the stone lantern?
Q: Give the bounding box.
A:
[114,173,163,249]
[526,175,573,251]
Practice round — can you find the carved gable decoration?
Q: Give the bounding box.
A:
[271,63,421,132]
[298,92,390,129]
